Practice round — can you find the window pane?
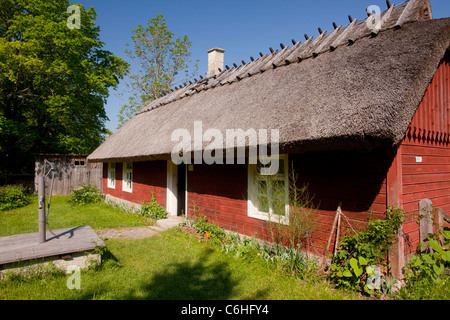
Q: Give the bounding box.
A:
[257,195,269,213]
[277,159,285,175]
[272,180,285,194]
[258,179,268,195]
[271,180,286,216]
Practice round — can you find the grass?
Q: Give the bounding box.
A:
[395,276,450,300]
[1,195,151,237]
[1,196,448,300]
[0,195,362,300]
[0,228,361,300]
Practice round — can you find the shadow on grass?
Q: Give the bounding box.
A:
[75,237,270,300]
[123,248,239,300]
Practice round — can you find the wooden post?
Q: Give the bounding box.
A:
[38,176,46,244]
[333,205,342,257]
[433,207,445,245]
[320,203,341,268]
[419,199,434,249]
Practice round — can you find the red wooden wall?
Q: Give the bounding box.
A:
[186,163,263,235]
[102,160,167,208]
[290,150,387,255]
[186,149,388,256]
[400,51,450,255]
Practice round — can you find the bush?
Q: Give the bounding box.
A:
[222,233,261,259]
[190,214,226,240]
[183,204,226,241]
[0,185,31,210]
[329,206,405,295]
[400,227,450,298]
[139,193,167,220]
[69,184,102,205]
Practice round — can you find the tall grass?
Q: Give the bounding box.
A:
[253,164,319,263]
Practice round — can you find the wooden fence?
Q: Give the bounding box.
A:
[34,155,102,195]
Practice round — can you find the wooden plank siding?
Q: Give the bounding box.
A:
[186,163,262,235]
[102,160,167,208]
[290,150,387,255]
[186,149,388,256]
[35,155,102,196]
[399,51,450,255]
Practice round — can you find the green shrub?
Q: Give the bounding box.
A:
[401,227,450,297]
[69,184,102,205]
[184,204,226,241]
[190,214,226,241]
[139,193,167,220]
[222,233,261,259]
[0,185,31,211]
[329,206,405,295]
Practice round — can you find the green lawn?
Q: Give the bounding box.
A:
[5,196,449,300]
[0,230,362,300]
[0,196,362,300]
[1,195,151,237]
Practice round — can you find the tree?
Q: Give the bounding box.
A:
[117,14,198,127]
[0,0,128,173]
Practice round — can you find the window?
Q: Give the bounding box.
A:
[74,160,85,166]
[107,162,116,189]
[248,155,289,225]
[122,162,133,193]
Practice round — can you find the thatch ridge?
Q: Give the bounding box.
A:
[135,1,419,116]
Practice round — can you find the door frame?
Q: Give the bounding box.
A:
[166,160,187,217]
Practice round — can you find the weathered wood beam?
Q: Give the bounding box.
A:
[330,18,358,51]
[371,4,395,37]
[395,0,432,29]
[313,25,341,57]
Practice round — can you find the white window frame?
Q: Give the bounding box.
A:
[107,162,116,189]
[122,162,133,193]
[247,154,289,225]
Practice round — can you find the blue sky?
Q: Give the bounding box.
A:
[76,0,450,132]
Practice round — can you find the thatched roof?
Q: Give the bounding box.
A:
[88,0,450,162]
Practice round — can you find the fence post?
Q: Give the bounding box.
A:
[433,207,445,244]
[419,199,433,251]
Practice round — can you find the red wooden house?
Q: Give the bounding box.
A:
[88,0,450,275]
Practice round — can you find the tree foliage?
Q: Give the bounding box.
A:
[117,14,198,127]
[0,0,128,173]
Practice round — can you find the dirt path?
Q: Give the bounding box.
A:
[95,216,183,240]
[96,226,163,240]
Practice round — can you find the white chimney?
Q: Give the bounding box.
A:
[207,47,225,77]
